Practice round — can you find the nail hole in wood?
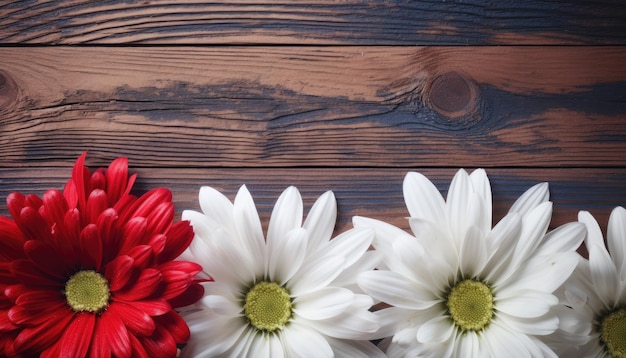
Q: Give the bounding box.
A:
[427,72,478,119]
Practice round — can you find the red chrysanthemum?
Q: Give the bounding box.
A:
[0,153,203,358]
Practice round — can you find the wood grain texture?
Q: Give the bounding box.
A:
[1,46,625,168]
[1,0,625,45]
[1,167,624,234]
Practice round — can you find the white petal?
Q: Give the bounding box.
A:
[325,337,386,358]
[268,334,285,357]
[580,210,619,307]
[496,290,558,318]
[389,235,430,283]
[483,321,532,358]
[457,331,480,357]
[268,227,308,284]
[267,186,303,250]
[447,169,473,245]
[416,315,455,343]
[303,190,337,255]
[496,252,578,294]
[293,287,355,320]
[281,323,333,358]
[483,213,522,283]
[319,226,373,269]
[332,250,381,289]
[469,168,492,234]
[182,312,246,357]
[608,206,626,281]
[303,300,380,339]
[233,185,266,276]
[207,227,256,285]
[288,255,345,295]
[358,270,437,310]
[201,295,242,316]
[535,222,585,257]
[353,215,416,253]
[497,311,559,335]
[198,185,235,229]
[459,226,487,279]
[511,201,552,265]
[508,182,549,217]
[403,171,446,226]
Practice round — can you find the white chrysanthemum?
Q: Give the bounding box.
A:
[547,207,626,357]
[177,185,384,358]
[354,169,586,357]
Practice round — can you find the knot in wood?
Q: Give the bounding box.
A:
[0,70,18,108]
[427,72,478,119]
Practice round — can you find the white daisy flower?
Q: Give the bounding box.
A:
[354,169,586,357]
[178,185,384,357]
[548,207,626,357]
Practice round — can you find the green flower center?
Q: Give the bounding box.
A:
[244,281,292,333]
[447,279,494,331]
[64,270,110,312]
[601,308,626,358]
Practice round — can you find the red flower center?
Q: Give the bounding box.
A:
[64,270,110,312]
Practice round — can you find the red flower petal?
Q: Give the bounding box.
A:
[13,308,72,354]
[105,157,130,205]
[58,313,96,358]
[167,282,205,308]
[108,301,155,337]
[63,178,78,210]
[120,217,148,254]
[148,234,166,257]
[15,289,64,311]
[0,310,18,331]
[146,202,173,236]
[41,189,69,228]
[11,260,61,288]
[128,334,150,358]
[124,299,171,317]
[86,189,109,225]
[23,240,71,279]
[114,269,162,301]
[79,224,103,270]
[96,208,121,263]
[154,310,190,344]
[158,221,194,263]
[90,170,106,192]
[139,324,177,358]
[91,308,132,358]
[9,300,68,326]
[105,255,134,292]
[157,261,202,301]
[16,206,53,243]
[69,151,90,210]
[121,188,172,224]
[0,216,25,261]
[125,245,155,269]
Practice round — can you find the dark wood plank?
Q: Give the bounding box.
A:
[1,167,624,235]
[1,1,625,45]
[1,46,625,168]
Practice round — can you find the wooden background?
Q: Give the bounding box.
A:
[1,1,626,240]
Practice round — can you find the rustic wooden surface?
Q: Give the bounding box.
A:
[1,1,626,240]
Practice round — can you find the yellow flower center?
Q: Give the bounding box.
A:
[447,279,494,331]
[244,281,292,333]
[64,270,110,312]
[601,308,626,358]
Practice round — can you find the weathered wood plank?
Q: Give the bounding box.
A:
[1,46,625,168]
[1,0,625,45]
[1,167,624,234]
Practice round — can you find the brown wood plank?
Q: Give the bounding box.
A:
[1,167,624,235]
[1,1,625,45]
[1,46,625,168]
